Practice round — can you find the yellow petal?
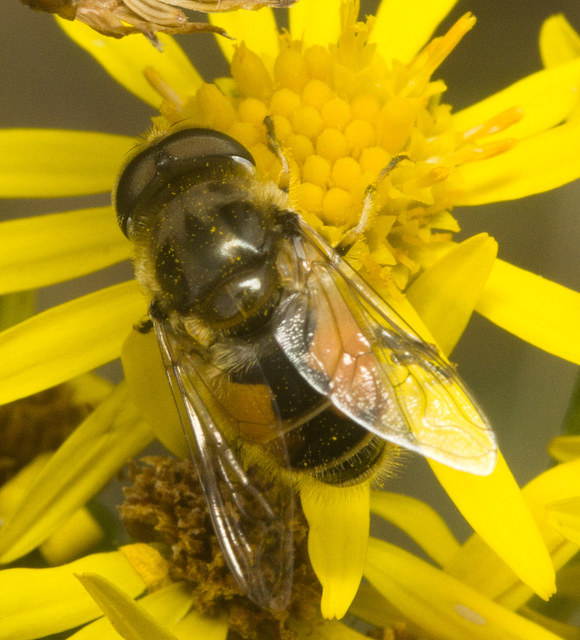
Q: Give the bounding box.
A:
[170,609,229,640]
[548,435,580,462]
[76,576,194,640]
[40,508,105,566]
[299,479,370,619]
[0,551,145,640]
[0,130,133,198]
[0,454,105,566]
[370,491,460,566]
[69,371,116,407]
[540,14,580,68]
[365,537,562,640]
[0,207,129,294]
[370,0,460,64]
[0,449,108,565]
[76,574,177,640]
[476,259,580,365]
[289,0,341,47]
[0,454,52,516]
[122,329,188,458]
[406,234,497,356]
[0,291,35,330]
[0,383,153,563]
[523,459,580,568]
[56,17,201,107]
[450,458,580,612]
[545,497,580,547]
[519,608,580,640]
[350,583,411,631]
[452,57,580,141]
[0,281,147,405]
[433,453,555,601]
[456,117,580,204]
[209,9,279,62]
[119,544,171,591]
[445,459,580,612]
[291,618,369,639]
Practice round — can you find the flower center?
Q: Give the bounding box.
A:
[152,4,518,294]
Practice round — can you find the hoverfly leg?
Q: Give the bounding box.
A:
[264,116,301,195]
[135,317,154,334]
[337,154,410,255]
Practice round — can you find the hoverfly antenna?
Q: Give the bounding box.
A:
[264,116,299,194]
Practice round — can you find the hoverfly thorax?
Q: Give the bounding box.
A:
[115,129,289,333]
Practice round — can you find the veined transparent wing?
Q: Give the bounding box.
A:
[154,317,294,609]
[273,222,497,475]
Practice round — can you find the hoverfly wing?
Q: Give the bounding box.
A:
[273,221,497,475]
[153,318,294,609]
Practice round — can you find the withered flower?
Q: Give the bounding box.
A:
[19,0,296,46]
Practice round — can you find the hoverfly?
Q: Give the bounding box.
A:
[114,124,497,610]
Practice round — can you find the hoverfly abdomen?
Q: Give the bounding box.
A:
[232,338,388,485]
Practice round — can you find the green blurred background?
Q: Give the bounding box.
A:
[0,0,579,540]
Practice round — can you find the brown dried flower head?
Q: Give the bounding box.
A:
[121,457,321,640]
[0,383,97,485]
[20,0,296,45]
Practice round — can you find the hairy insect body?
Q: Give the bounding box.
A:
[115,127,497,609]
[135,166,389,485]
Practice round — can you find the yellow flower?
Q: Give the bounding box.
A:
[0,0,579,637]
[3,457,580,638]
[0,538,366,639]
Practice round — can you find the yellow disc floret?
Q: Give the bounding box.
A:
[153,2,519,294]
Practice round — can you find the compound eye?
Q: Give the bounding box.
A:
[158,128,255,166]
[113,128,256,238]
[114,145,159,237]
